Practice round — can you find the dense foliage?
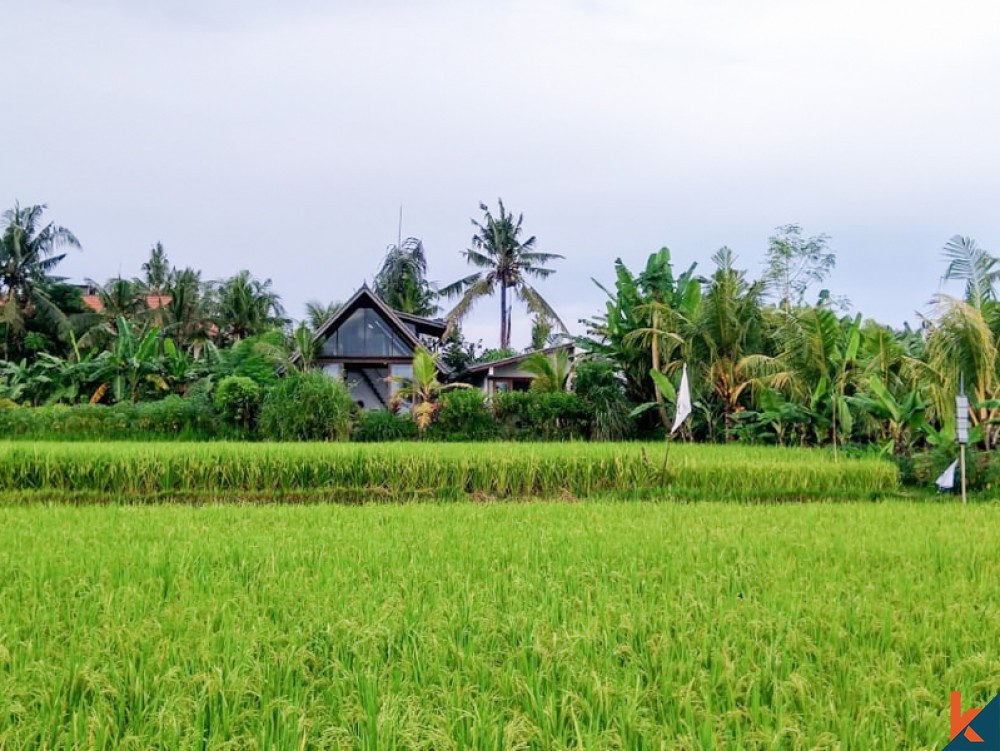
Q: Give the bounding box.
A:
[258,371,354,441]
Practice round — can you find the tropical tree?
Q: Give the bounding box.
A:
[254,322,319,374]
[85,316,171,403]
[691,248,767,438]
[850,376,928,455]
[373,238,438,316]
[522,348,571,392]
[0,203,80,359]
[441,200,565,349]
[923,295,1000,448]
[923,236,1000,447]
[743,307,862,458]
[160,268,213,353]
[582,248,700,430]
[77,277,151,350]
[214,270,286,345]
[764,224,835,313]
[941,235,998,308]
[141,242,171,294]
[387,347,470,431]
[304,300,341,332]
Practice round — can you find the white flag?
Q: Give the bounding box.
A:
[671,364,691,435]
[935,460,958,491]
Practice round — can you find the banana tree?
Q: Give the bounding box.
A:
[584,248,700,430]
[87,316,170,403]
[849,377,927,455]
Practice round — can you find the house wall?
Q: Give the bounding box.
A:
[469,362,536,395]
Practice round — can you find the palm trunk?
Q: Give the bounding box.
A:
[500,284,509,349]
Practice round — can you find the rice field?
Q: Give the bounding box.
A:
[0,501,997,750]
[0,442,898,501]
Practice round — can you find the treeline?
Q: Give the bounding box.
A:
[2,200,998,485]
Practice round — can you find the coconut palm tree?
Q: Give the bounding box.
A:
[941,235,999,309]
[0,203,80,358]
[141,242,171,294]
[77,277,152,350]
[304,300,341,332]
[214,270,286,345]
[440,200,565,349]
[373,238,438,316]
[691,248,767,438]
[161,267,214,354]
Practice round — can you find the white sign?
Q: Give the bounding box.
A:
[956,395,969,444]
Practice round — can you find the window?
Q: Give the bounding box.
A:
[322,306,413,357]
[390,363,414,410]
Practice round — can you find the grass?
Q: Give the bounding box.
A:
[0,501,997,749]
[0,441,898,501]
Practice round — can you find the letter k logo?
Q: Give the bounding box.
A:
[953,692,986,743]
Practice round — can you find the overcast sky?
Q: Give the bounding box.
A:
[4,0,999,347]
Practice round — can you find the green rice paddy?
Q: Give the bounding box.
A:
[0,441,897,501]
[0,501,996,750]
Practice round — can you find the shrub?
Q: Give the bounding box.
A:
[352,409,419,442]
[213,331,284,387]
[910,445,1000,492]
[493,391,591,440]
[214,376,261,431]
[259,371,354,441]
[572,359,635,440]
[428,390,498,441]
[0,397,226,441]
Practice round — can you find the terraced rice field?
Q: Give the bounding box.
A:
[0,501,996,750]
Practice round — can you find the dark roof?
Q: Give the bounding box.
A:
[463,343,574,375]
[394,309,447,335]
[303,286,451,372]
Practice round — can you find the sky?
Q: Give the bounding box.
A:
[4,0,1000,348]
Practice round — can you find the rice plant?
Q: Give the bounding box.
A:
[0,442,898,501]
[0,502,996,749]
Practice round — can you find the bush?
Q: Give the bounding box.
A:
[493,391,591,440]
[572,359,635,440]
[214,376,261,431]
[0,396,227,441]
[213,331,284,387]
[910,444,1000,492]
[259,371,354,441]
[428,389,498,441]
[352,409,419,442]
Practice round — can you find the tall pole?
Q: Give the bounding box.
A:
[957,374,969,505]
[960,442,967,505]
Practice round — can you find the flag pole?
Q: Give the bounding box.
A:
[663,363,691,480]
[661,430,673,478]
[958,374,968,505]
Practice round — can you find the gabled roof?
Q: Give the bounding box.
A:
[463,343,574,375]
[306,285,451,372]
